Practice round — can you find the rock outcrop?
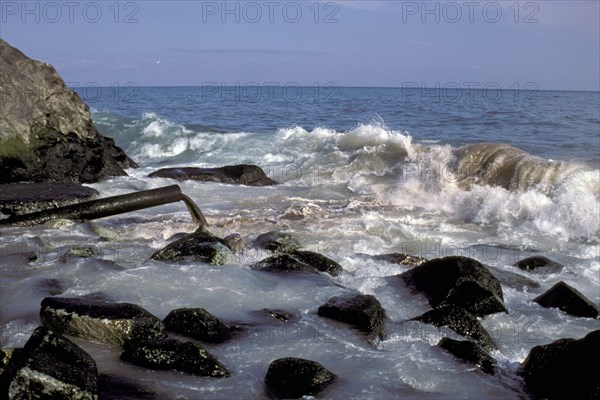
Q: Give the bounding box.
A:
[151,226,233,265]
[253,231,301,253]
[437,337,496,374]
[0,182,98,215]
[252,250,343,276]
[40,296,166,345]
[515,256,563,273]
[148,165,276,186]
[163,307,231,343]
[534,281,599,319]
[519,330,599,399]
[0,326,98,399]
[317,294,386,340]
[0,39,136,184]
[399,256,506,317]
[264,357,336,399]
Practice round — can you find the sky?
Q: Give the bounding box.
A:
[1,0,599,91]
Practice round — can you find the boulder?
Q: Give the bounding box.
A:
[98,375,158,400]
[151,226,233,265]
[264,357,336,399]
[0,183,98,215]
[437,337,496,374]
[487,266,540,290]
[163,308,231,343]
[252,250,343,276]
[40,296,166,346]
[533,281,599,319]
[0,326,97,399]
[515,256,563,273]
[317,294,386,340]
[519,330,600,399]
[253,231,301,253]
[357,253,427,267]
[261,308,294,322]
[0,348,18,376]
[0,39,136,184]
[148,164,276,186]
[412,305,496,351]
[121,338,229,377]
[399,256,506,317]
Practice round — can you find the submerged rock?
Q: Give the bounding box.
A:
[357,252,427,267]
[437,337,497,374]
[515,256,563,273]
[98,375,158,400]
[412,305,496,351]
[163,308,231,343]
[0,183,98,215]
[0,326,97,399]
[148,164,277,186]
[399,256,506,317]
[317,294,386,340]
[520,330,600,399]
[40,296,166,346]
[534,281,599,319]
[121,338,229,377]
[264,357,336,399]
[487,266,540,290]
[252,250,343,276]
[253,231,301,253]
[0,39,136,184]
[151,226,233,265]
[261,308,294,322]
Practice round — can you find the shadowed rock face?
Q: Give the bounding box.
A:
[318,294,386,340]
[252,250,343,276]
[520,330,600,400]
[164,308,231,343]
[534,281,599,319]
[151,226,233,265]
[515,256,563,273]
[40,296,166,346]
[437,338,497,374]
[399,256,506,317]
[265,357,336,399]
[148,165,277,186]
[0,39,136,184]
[0,326,98,399]
[0,182,98,215]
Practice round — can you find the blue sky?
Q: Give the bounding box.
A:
[1,1,599,90]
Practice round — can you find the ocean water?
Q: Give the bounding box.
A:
[1,87,599,399]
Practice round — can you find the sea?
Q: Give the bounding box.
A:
[1,86,599,399]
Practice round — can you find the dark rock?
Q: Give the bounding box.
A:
[265,357,336,399]
[0,39,136,184]
[0,348,17,375]
[412,305,496,351]
[148,164,277,186]
[253,231,301,253]
[487,266,540,290]
[68,245,99,258]
[437,337,497,374]
[0,183,98,215]
[40,296,166,346]
[515,255,563,273]
[35,278,68,295]
[151,226,233,265]
[262,309,294,322]
[98,374,158,400]
[317,294,386,340]
[520,330,600,399]
[0,326,97,399]
[223,233,247,252]
[164,308,231,343]
[534,281,599,319]
[252,250,343,277]
[399,256,506,317]
[121,338,229,377]
[357,253,427,267]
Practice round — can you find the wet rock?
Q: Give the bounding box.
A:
[357,253,427,267]
[98,374,158,400]
[121,338,229,377]
[0,183,98,216]
[412,305,496,351]
[318,294,386,340]
[437,337,497,374]
[265,357,336,399]
[223,233,247,252]
[515,256,563,273]
[534,281,599,319]
[253,231,301,253]
[68,245,99,258]
[487,266,540,290]
[40,296,166,346]
[0,39,136,184]
[399,256,506,317]
[35,278,68,295]
[0,326,97,399]
[164,308,231,343]
[262,309,294,322]
[148,164,277,186]
[151,226,233,265]
[0,348,17,375]
[520,330,600,400]
[252,250,343,276]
